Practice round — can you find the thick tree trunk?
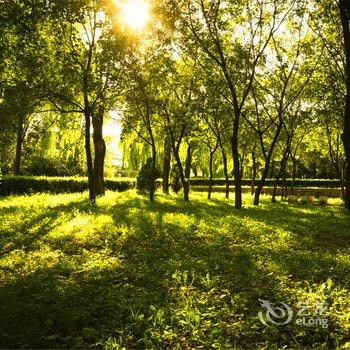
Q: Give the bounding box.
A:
[85,112,96,203]
[162,135,171,195]
[92,109,106,196]
[13,116,24,175]
[339,0,350,211]
[268,159,275,179]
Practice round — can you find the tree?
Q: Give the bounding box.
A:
[43,0,128,201]
[121,50,161,202]
[248,8,317,205]
[173,0,295,208]
[0,0,49,174]
[157,56,199,202]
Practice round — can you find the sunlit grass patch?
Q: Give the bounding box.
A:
[0,190,349,349]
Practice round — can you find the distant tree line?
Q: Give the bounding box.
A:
[0,0,349,210]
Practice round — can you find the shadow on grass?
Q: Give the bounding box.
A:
[0,192,349,348]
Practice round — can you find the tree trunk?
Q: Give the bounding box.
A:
[221,146,230,199]
[272,143,289,202]
[92,109,106,196]
[85,112,96,203]
[149,145,157,203]
[162,135,171,195]
[290,156,297,195]
[251,146,257,195]
[231,123,242,209]
[183,144,192,201]
[268,159,275,179]
[172,148,189,201]
[208,144,219,200]
[281,158,288,200]
[342,163,346,199]
[13,115,24,175]
[254,121,283,206]
[192,164,198,177]
[339,0,350,212]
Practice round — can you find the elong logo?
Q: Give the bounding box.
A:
[258,299,329,328]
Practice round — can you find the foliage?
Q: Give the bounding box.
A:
[0,0,347,204]
[23,156,83,177]
[136,158,161,193]
[170,164,182,194]
[0,191,349,348]
[0,176,135,196]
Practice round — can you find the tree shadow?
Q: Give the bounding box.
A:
[0,192,349,348]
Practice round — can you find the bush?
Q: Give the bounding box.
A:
[170,164,182,194]
[136,158,161,193]
[23,156,84,177]
[0,176,136,196]
[120,169,139,178]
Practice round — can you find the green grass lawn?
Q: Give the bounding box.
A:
[0,191,349,349]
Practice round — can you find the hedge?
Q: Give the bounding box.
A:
[0,176,342,196]
[0,176,136,196]
[189,178,342,188]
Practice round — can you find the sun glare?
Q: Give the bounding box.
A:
[119,0,150,31]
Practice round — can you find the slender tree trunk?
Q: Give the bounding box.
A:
[272,181,278,203]
[184,143,192,201]
[231,118,242,208]
[162,135,171,195]
[192,164,198,177]
[172,148,189,201]
[272,167,284,203]
[290,156,297,195]
[281,164,288,200]
[221,146,230,199]
[272,144,289,202]
[13,115,24,175]
[342,163,346,199]
[272,164,282,203]
[251,146,257,195]
[279,156,289,201]
[85,112,96,203]
[254,121,283,206]
[92,109,106,196]
[150,145,157,203]
[208,149,214,200]
[339,0,350,212]
[208,144,219,200]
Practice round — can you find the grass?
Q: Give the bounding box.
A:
[0,190,349,349]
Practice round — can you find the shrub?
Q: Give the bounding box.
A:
[136,158,161,193]
[170,164,182,194]
[23,156,84,177]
